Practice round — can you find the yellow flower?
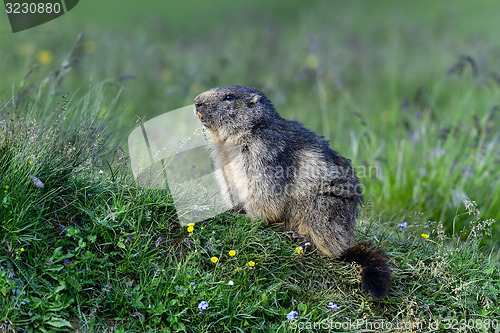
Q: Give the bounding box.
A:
[83,41,97,54]
[306,54,319,69]
[211,256,218,263]
[97,107,108,118]
[421,233,429,239]
[28,160,32,164]
[187,225,194,233]
[295,246,304,254]
[36,50,54,64]
[248,261,255,267]
[236,267,242,271]
[229,250,236,257]
[160,69,172,81]
[4,185,8,190]
[20,248,25,252]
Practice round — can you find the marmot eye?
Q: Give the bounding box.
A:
[224,94,234,101]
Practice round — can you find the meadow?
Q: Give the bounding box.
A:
[1,0,499,331]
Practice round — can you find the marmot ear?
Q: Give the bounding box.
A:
[245,93,260,108]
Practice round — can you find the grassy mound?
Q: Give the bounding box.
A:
[0,86,498,332]
[1,1,500,331]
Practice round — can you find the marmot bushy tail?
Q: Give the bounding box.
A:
[194,85,392,299]
[339,241,392,300]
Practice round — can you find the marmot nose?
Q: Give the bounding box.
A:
[194,93,204,108]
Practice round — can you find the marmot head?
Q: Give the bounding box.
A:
[194,86,278,139]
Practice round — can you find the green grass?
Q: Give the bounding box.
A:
[1,1,500,331]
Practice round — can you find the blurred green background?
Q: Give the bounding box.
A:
[1,0,499,246]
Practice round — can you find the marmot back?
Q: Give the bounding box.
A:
[194,85,391,299]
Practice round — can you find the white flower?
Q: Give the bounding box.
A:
[286,310,298,320]
[327,302,339,310]
[198,301,209,311]
[30,176,44,188]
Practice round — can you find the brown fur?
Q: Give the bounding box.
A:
[194,86,391,299]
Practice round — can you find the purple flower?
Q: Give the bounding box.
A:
[63,260,72,265]
[155,236,163,247]
[130,311,145,322]
[108,212,116,221]
[182,237,192,249]
[398,222,408,228]
[30,176,44,188]
[190,282,195,287]
[327,302,339,310]
[286,310,299,320]
[198,301,209,311]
